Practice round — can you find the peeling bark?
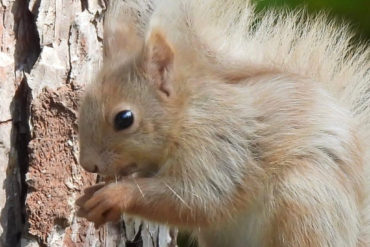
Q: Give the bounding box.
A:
[0,0,177,246]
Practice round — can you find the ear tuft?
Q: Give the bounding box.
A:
[145,30,175,98]
[103,21,143,62]
[103,0,147,62]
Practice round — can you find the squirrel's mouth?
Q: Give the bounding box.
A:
[102,164,138,182]
[117,163,139,177]
[107,163,158,180]
[102,164,158,183]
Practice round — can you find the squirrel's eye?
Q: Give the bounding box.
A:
[114,110,134,131]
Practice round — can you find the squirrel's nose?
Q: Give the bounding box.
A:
[79,154,100,173]
[84,165,99,173]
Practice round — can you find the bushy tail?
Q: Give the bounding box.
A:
[153,0,370,243]
[150,0,369,105]
[153,0,370,137]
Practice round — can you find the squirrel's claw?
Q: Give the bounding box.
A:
[75,183,105,207]
[76,182,132,227]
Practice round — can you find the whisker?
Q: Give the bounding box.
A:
[164,183,191,209]
[134,178,145,198]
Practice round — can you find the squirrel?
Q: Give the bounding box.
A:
[76,0,370,246]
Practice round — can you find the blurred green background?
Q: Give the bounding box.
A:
[178,0,369,246]
[255,0,370,40]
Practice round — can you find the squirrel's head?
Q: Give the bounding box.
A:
[79,21,188,177]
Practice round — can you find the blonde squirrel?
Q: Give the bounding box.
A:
[76,0,370,246]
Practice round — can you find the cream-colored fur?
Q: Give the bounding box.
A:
[77,1,370,246]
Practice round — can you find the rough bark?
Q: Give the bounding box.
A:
[0,0,177,246]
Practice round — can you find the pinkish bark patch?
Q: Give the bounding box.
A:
[25,84,100,245]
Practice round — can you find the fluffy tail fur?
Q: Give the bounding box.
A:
[151,0,370,112]
[162,0,370,243]
[151,0,370,221]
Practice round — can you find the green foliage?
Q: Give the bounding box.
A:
[254,0,370,40]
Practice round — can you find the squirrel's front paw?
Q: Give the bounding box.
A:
[76,182,134,228]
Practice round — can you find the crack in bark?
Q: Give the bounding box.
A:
[0,0,41,246]
[66,25,73,84]
[127,224,143,247]
[13,0,41,72]
[0,119,12,125]
[80,0,90,13]
[1,78,32,247]
[147,225,156,247]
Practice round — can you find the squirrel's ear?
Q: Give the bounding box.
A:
[144,30,174,98]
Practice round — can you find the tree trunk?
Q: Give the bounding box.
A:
[0,0,177,246]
